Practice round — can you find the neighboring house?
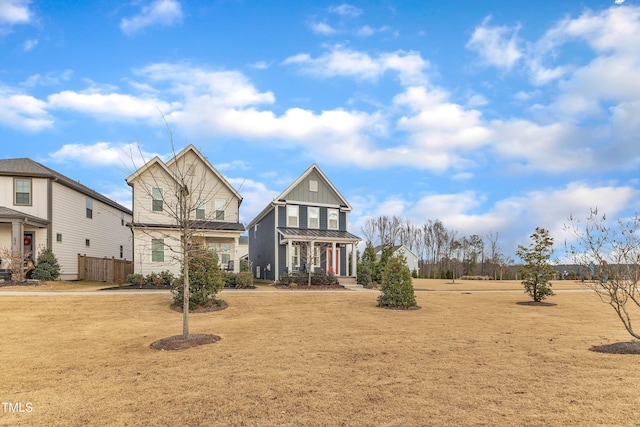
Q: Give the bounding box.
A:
[0,158,132,280]
[237,235,249,265]
[248,164,361,281]
[126,145,245,276]
[374,244,419,273]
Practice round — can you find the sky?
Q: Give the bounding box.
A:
[1,0,639,259]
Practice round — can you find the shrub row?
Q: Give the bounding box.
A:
[277,270,339,287]
[126,271,176,288]
[222,271,255,289]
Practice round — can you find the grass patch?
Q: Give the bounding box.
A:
[0,288,638,425]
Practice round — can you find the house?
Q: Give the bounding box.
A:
[248,164,360,282]
[374,244,419,273]
[126,145,245,276]
[0,158,132,280]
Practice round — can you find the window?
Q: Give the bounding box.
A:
[215,199,225,221]
[309,180,318,192]
[86,198,93,219]
[152,239,164,262]
[152,188,163,212]
[14,179,31,205]
[308,207,319,229]
[328,209,339,230]
[85,239,90,247]
[121,212,125,226]
[196,199,206,220]
[291,245,300,268]
[56,233,62,242]
[209,242,231,266]
[254,224,259,238]
[287,205,299,227]
[312,246,321,268]
[119,245,124,258]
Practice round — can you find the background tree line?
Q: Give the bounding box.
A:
[360,215,516,280]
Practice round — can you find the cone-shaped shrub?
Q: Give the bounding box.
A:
[377,254,417,309]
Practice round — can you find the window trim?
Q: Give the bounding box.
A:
[151,239,164,262]
[152,187,163,212]
[327,208,339,230]
[86,198,93,219]
[215,199,225,221]
[14,178,32,206]
[308,206,319,229]
[287,205,299,228]
[196,199,206,220]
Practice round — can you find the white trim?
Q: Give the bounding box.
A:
[286,205,299,228]
[308,206,319,229]
[327,208,339,230]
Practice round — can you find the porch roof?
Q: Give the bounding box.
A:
[0,206,49,227]
[130,221,245,231]
[278,227,361,242]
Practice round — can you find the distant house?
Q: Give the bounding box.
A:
[126,145,245,276]
[0,158,132,280]
[248,164,360,281]
[374,244,419,273]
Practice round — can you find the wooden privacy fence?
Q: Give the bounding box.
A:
[78,254,133,284]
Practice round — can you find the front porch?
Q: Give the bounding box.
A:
[277,228,360,280]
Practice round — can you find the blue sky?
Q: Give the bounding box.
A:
[1,0,639,258]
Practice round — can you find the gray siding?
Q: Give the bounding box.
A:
[277,205,286,228]
[248,208,276,281]
[282,169,343,205]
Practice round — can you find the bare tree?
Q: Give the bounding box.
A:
[360,218,377,245]
[126,121,241,339]
[565,208,640,339]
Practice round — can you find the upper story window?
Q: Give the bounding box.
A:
[196,199,206,220]
[14,178,31,206]
[328,208,339,230]
[152,239,164,262]
[287,205,299,227]
[308,207,319,229]
[86,198,93,219]
[152,187,163,212]
[215,199,225,221]
[121,212,125,226]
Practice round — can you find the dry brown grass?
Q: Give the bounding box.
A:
[1,283,639,426]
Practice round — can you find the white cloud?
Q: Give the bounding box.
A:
[0,0,32,26]
[328,4,362,17]
[21,70,73,87]
[0,86,52,131]
[47,90,179,121]
[47,142,165,170]
[466,16,523,70]
[120,0,183,35]
[22,38,37,51]
[283,45,429,86]
[308,21,338,35]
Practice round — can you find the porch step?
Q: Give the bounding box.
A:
[339,276,363,290]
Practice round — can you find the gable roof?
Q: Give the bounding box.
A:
[0,158,131,214]
[374,244,418,259]
[247,163,351,229]
[126,145,242,205]
[0,206,49,227]
[276,163,351,210]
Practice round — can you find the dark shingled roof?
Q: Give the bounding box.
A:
[0,206,49,226]
[131,221,245,231]
[0,158,131,214]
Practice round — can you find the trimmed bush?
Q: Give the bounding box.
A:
[235,271,254,288]
[172,244,223,310]
[31,249,60,281]
[377,254,417,309]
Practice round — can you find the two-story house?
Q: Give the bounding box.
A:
[248,164,360,282]
[126,145,245,276]
[0,158,133,280]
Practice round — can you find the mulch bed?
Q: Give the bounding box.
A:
[170,300,228,313]
[516,301,557,307]
[273,284,347,290]
[100,283,173,290]
[590,341,640,355]
[150,334,221,351]
[0,279,46,287]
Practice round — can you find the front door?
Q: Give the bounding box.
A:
[24,233,34,256]
[326,247,340,275]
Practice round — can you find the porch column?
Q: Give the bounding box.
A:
[287,239,292,273]
[352,242,357,278]
[332,242,337,275]
[11,221,23,255]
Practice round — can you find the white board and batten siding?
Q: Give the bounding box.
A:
[51,183,132,280]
